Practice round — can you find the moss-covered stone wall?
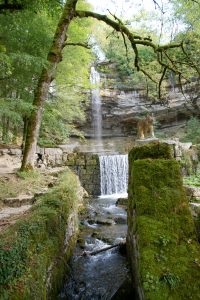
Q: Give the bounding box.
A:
[127,143,200,300]
[0,169,83,300]
[65,153,100,195]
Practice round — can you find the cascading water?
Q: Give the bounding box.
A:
[90,66,102,144]
[99,154,128,196]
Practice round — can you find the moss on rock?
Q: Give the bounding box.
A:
[129,142,173,163]
[0,169,82,300]
[127,143,200,300]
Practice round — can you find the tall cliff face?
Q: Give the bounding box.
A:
[82,61,200,138]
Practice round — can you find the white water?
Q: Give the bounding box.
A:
[90,66,102,146]
[99,154,128,196]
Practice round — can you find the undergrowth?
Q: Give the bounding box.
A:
[183,173,200,187]
[0,169,81,300]
[0,170,52,201]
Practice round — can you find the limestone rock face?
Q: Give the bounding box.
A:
[81,61,200,138]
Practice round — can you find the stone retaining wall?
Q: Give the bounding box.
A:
[65,153,100,196]
[0,146,100,195]
[35,148,100,195]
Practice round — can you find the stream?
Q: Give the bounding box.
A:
[58,154,137,299]
[59,194,136,300]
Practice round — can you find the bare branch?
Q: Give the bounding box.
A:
[140,68,157,83]
[107,10,130,62]
[152,0,165,13]
[158,66,167,99]
[64,42,90,49]
[163,50,192,83]
[181,43,200,76]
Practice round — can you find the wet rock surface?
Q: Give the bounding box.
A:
[116,197,128,207]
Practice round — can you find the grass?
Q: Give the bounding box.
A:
[0,171,53,206]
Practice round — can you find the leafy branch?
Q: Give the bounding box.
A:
[75,9,199,100]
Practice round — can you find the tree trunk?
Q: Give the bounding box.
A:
[21,0,78,171]
[2,115,9,144]
[12,125,18,144]
[22,116,28,151]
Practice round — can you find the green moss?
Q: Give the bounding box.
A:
[129,142,173,163]
[128,144,200,300]
[0,169,81,300]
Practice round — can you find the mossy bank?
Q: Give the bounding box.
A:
[127,143,200,300]
[0,169,84,300]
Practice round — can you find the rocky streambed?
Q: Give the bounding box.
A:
[59,194,137,300]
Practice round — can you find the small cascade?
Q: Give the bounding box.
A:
[90,66,102,145]
[99,154,128,196]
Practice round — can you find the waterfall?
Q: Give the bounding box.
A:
[99,154,128,196]
[90,66,102,141]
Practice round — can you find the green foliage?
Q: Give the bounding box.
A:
[182,117,200,144]
[0,6,57,144]
[143,272,160,291]
[154,235,170,247]
[167,1,200,92]
[103,28,160,96]
[0,169,81,299]
[0,0,93,145]
[183,173,200,187]
[160,271,180,290]
[0,52,12,79]
[0,225,30,286]
[45,13,94,144]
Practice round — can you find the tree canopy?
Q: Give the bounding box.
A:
[0,0,199,169]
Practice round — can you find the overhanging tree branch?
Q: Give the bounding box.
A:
[107,10,130,62]
[181,42,200,76]
[64,42,90,49]
[158,66,167,99]
[75,10,182,51]
[75,10,190,99]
